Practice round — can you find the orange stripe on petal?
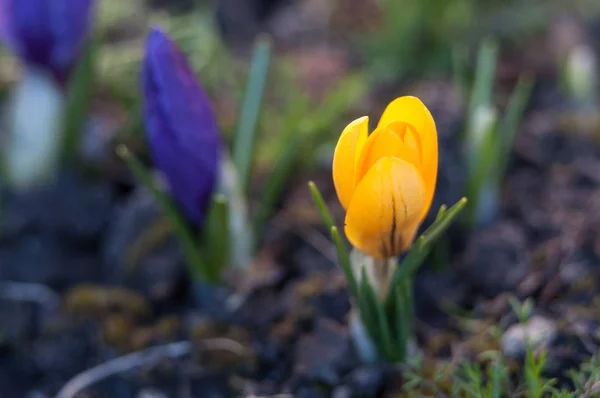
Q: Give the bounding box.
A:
[344,157,426,259]
[332,116,369,210]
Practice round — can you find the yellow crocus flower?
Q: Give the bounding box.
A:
[332,96,438,259]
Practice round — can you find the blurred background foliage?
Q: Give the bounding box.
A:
[3,0,600,222]
[362,0,600,81]
[1,0,597,166]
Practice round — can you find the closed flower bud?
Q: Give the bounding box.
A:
[142,27,222,225]
[332,96,438,259]
[0,0,95,81]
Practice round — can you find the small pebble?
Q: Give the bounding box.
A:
[332,385,351,398]
[502,315,557,358]
[137,388,168,398]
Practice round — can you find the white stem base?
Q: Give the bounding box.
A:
[349,310,379,364]
[3,66,65,190]
[350,249,396,300]
[474,180,499,227]
[218,154,253,269]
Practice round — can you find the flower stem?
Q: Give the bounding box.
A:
[349,310,380,364]
[350,249,396,300]
[349,250,417,363]
[218,154,253,270]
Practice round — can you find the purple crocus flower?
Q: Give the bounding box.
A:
[142,27,222,225]
[0,0,95,81]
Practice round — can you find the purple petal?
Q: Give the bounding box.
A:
[142,27,222,225]
[9,0,53,67]
[50,0,95,73]
[3,0,95,78]
[0,0,12,48]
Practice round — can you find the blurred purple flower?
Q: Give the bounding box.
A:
[0,0,95,80]
[142,27,222,225]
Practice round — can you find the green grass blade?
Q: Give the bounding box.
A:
[489,359,505,398]
[306,181,358,298]
[401,278,414,338]
[356,281,382,352]
[62,40,96,162]
[201,194,230,282]
[465,118,498,228]
[116,145,212,283]
[420,197,468,249]
[385,198,467,306]
[435,204,447,221]
[360,266,394,360]
[394,285,408,361]
[497,73,534,178]
[332,227,358,298]
[233,35,272,193]
[465,38,498,142]
[308,181,335,230]
[219,153,253,269]
[358,267,390,356]
[468,38,499,115]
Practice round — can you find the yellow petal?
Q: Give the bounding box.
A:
[377,96,438,220]
[354,125,403,186]
[332,116,369,210]
[345,156,426,259]
[385,121,423,169]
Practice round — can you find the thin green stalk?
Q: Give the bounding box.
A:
[497,73,534,178]
[308,181,335,229]
[489,359,505,398]
[332,226,358,299]
[464,38,498,142]
[201,194,230,281]
[116,145,213,283]
[306,181,358,298]
[62,40,96,163]
[394,286,408,361]
[385,198,467,309]
[420,198,468,249]
[402,277,414,338]
[233,36,272,193]
[360,267,393,357]
[465,118,497,228]
[356,283,384,356]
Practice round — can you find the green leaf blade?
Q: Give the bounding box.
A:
[385,198,467,306]
[116,145,212,283]
[233,35,272,193]
[332,226,358,299]
[62,40,97,163]
[308,181,335,230]
[201,194,230,282]
[497,73,534,177]
[466,38,499,135]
